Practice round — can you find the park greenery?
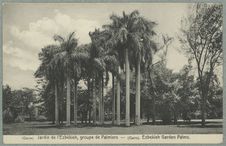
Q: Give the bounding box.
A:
[3,4,223,127]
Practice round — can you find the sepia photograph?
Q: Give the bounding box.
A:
[2,1,223,144]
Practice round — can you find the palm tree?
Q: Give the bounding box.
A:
[53,32,78,126]
[89,28,119,126]
[104,10,146,126]
[71,44,90,126]
[106,48,123,126]
[35,45,61,126]
[106,11,157,126]
[75,44,93,124]
[132,16,157,125]
[89,30,105,125]
[104,54,120,125]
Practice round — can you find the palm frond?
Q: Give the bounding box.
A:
[53,35,64,43]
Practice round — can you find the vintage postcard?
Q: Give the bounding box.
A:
[1,1,224,144]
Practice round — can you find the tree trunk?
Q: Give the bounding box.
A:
[81,113,84,124]
[198,75,206,127]
[59,83,64,124]
[149,70,156,125]
[112,75,115,125]
[125,48,130,127]
[88,109,91,124]
[147,112,150,124]
[66,76,71,126]
[92,79,97,125]
[87,79,91,124]
[116,67,121,126]
[85,108,88,124]
[201,89,206,127]
[201,68,213,127]
[99,79,102,124]
[135,55,141,125]
[173,110,177,125]
[152,97,156,125]
[74,80,78,126]
[101,75,104,125]
[55,82,59,126]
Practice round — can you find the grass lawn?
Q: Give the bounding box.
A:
[3,119,222,135]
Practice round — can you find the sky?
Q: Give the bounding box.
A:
[3,3,190,89]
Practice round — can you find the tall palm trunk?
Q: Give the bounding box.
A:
[87,78,91,124]
[152,96,156,125]
[74,80,78,126]
[135,55,141,125]
[66,76,71,126]
[101,75,104,125]
[59,82,63,124]
[92,78,97,125]
[116,67,121,126]
[112,75,115,125]
[55,82,59,126]
[98,79,102,124]
[125,48,130,126]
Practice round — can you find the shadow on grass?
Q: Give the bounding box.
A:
[178,124,222,128]
[30,122,141,129]
[29,120,222,129]
[142,121,222,125]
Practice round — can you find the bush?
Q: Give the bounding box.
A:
[158,100,173,125]
[3,108,14,123]
[14,115,24,123]
[160,109,172,124]
[36,115,47,122]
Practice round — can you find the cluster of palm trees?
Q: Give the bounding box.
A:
[35,10,157,127]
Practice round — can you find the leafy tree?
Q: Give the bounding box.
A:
[3,85,14,123]
[202,73,223,119]
[38,82,55,122]
[77,87,91,124]
[144,35,173,124]
[153,62,176,124]
[3,85,13,110]
[3,85,36,122]
[179,3,223,126]
[177,64,198,121]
